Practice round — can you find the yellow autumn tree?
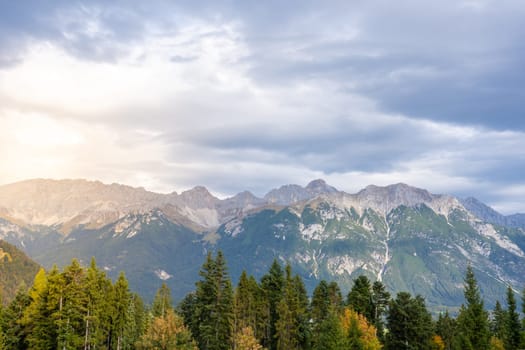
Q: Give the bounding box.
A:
[340,307,382,350]
[430,335,445,350]
[490,337,505,350]
[234,326,264,350]
[136,309,197,350]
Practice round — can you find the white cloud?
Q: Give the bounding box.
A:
[0,3,524,214]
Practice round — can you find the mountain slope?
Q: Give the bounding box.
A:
[0,239,40,305]
[0,178,524,309]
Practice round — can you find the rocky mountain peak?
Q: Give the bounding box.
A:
[357,183,434,214]
[264,179,339,206]
[179,186,219,208]
[305,179,338,195]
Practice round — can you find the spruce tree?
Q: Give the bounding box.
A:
[58,259,88,350]
[234,271,266,346]
[371,280,390,341]
[260,259,284,350]
[276,265,300,350]
[124,293,146,349]
[347,275,373,320]
[313,309,345,350]
[311,280,331,338]
[311,280,343,349]
[178,292,198,342]
[491,301,506,342]
[274,264,310,350]
[194,251,234,350]
[455,266,490,350]
[84,257,114,349]
[435,311,456,350]
[112,272,131,350]
[152,283,173,318]
[504,286,520,350]
[385,292,432,350]
[0,288,31,349]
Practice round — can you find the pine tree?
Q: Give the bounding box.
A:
[153,283,173,318]
[112,272,131,350]
[84,257,114,349]
[327,281,343,310]
[178,292,198,343]
[311,280,343,349]
[371,280,390,341]
[260,259,284,350]
[435,311,456,350]
[124,293,146,349]
[194,251,234,350]
[347,275,373,320]
[385,292,432,350]
[313,309,346,350]
[504,286,520,350]
[521,286,525,349]
[234,271,266,346]
[455,266,490,350]
[274,264,310,350]
[0,288,31,349]
[311,280,331,340]
[275,264,300,350]
[50,259,89,350]
[491,301,506,342]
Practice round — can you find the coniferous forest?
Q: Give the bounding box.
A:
[1,252,525,350]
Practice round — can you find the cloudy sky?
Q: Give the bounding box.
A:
[1,1,524,213]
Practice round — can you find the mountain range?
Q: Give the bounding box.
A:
[1,178,524,311]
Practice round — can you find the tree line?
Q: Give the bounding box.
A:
[1,252,525,350]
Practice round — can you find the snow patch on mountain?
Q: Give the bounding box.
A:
[155,269,172,280]
[180,206,219,228]
[300,223,326,242]
[475,223,524,257]
[224,218,243,237]
[327,255,363,276]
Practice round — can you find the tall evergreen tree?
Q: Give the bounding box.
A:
[178,292,198,343]
[276,265,300,350]
[84,257,114,349]
[386,292,432,350]
[311,280,343,349]
[435,311,456,350]
[504,286,520,350]
[234,271,266,346]
[194,251,234,350]
[260,259,284,350]
[347,275,373,321]
[112,272,131,350]
[124,293,146,349]
[491,301,506,342]
[58,259,88,350]
[313,309,346,350]
[371,280,390,342]
[311,280,331,337]
[275,264,308,350]
[0,288,31,349]
[152,283,173,318]
[455,266,490,350]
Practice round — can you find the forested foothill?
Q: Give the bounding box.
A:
[1,252,524,350]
